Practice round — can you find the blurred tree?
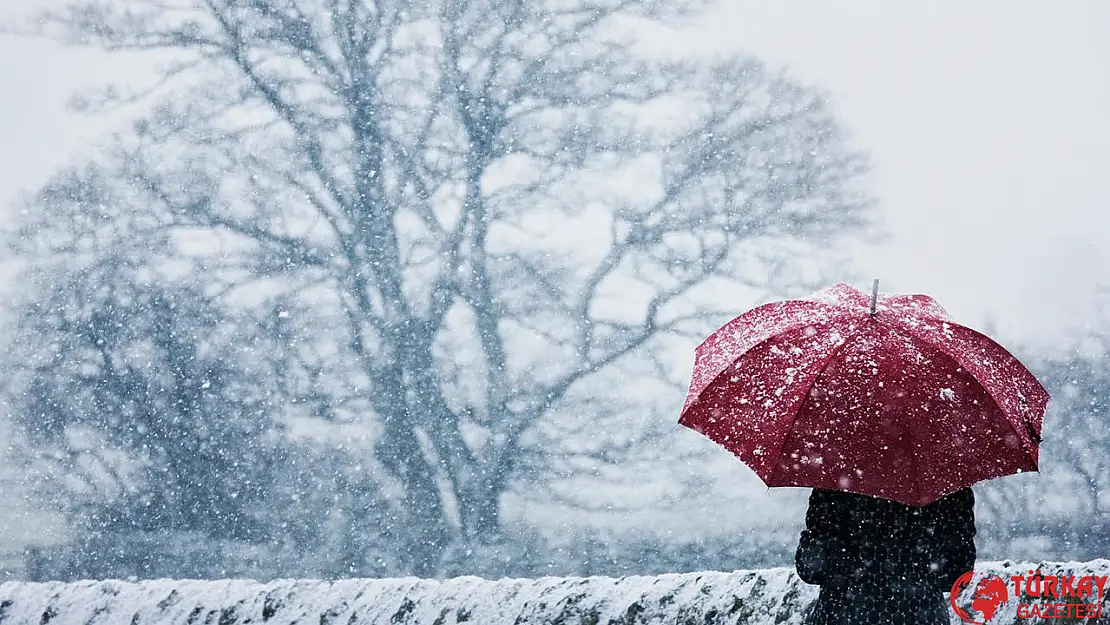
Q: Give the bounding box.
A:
[973,333,1110,562]
[1039,350,1110,521]
[3,247,283,575]
[11,0,874,575]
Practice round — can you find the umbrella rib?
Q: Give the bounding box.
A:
[884,322,1040,471]
[875,321,928,505]
[684,311,855,420]
[896,382,923,506]
[766,321,867,486]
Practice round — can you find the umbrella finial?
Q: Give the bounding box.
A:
[870,279,879,315]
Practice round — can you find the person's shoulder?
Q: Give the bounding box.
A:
[934,487,975,509]
[810,487,855,503]
[809,488,877,510]
[950,487,974,503]
[808,487,843,508]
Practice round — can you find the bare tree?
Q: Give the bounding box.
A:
[3,239,287,556]
[13,0,873,574]
[1043,356,1109,517]
[973,332,1110,560]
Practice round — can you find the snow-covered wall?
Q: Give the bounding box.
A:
[0,560,1107,625]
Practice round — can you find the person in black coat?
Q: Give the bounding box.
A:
[795,487,976,625]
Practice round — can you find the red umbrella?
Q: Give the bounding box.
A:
[679,282,1048,506]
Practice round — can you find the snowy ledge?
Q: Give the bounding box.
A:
[1,560,1107,625]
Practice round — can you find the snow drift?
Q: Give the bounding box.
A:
[0,560,1107,624]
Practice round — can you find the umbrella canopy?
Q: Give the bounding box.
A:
[678,282,1048,506]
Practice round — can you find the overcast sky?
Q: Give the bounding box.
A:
[0,0,1107,350]
[698,1,1110,348]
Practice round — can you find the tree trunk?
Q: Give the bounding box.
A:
[370,362,451,576]
[460,482,502,542]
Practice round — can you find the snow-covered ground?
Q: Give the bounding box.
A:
[0,560,1106,625]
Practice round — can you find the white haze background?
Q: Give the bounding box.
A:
[0,0,1107,570]
[2,1,1108,341]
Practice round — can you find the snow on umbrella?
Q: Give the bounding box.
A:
[678,281,1049,506]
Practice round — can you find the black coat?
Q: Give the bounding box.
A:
[795,487,976,625]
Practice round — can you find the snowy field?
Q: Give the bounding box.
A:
[0,560,1107,625]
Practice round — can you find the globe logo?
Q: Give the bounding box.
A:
[951,571,1009,624]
